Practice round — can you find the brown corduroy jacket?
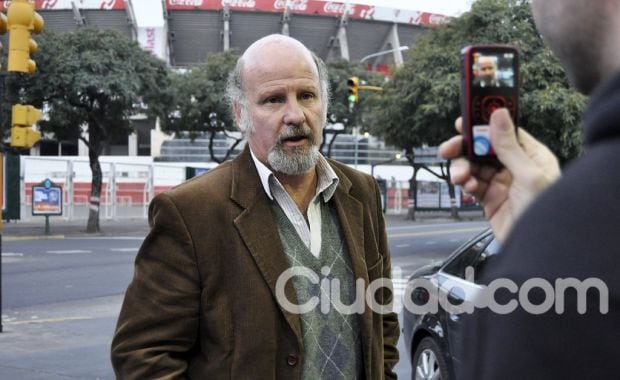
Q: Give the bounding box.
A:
[111,147,399,379]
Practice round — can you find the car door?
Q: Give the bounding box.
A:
[436,233,500,371]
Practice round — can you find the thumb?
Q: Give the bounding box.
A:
[489,108,531,177]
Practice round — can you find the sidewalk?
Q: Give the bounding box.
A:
[2,218,150,240]
[2,209,485,240]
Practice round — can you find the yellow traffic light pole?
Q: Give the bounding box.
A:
[7,0,44,150]
[347,76,383,112]
[0,153,3,332]
[2,0,45,333]
[7,0,44,73]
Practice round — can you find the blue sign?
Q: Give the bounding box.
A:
[32,179,63,216]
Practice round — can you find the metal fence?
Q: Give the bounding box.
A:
[17,156,477,221]
[19,157,193,221]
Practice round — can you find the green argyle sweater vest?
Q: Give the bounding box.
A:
[271,201,363,379]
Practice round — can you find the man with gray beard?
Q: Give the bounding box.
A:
[111,34,399,379]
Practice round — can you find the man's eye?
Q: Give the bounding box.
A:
[265,96,284,104]
[301,92,316,100]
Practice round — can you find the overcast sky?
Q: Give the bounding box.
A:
[131,0,473,27]
[341,0,473,16]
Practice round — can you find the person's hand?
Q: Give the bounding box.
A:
[439,109,561,243]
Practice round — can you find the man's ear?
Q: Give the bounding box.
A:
[233,103,244,132]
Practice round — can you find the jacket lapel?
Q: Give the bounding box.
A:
[330,165,374,380]
[230,148,303,345]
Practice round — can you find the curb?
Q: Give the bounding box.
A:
[3,235,66,242]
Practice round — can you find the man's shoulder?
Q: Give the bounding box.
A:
[164,160,234,202]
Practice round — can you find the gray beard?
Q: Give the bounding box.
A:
[267,124,320,175]
[268,143,320,175]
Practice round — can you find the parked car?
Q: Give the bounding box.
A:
[402,229,501,380]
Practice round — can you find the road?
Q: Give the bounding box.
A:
[1,218,488,379]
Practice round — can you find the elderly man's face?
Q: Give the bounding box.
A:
[478,58,496,83]
[240,41,324,175]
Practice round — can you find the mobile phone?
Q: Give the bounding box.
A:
[460,45,519,163]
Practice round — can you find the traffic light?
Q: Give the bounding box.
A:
[347,76,360,104]
[0,13,7,67]
[10,104,41,149]
[7,0,44,73]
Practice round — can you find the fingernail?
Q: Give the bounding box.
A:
[497,110,511,131]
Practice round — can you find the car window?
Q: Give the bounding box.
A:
[442,234,493,280]
[472,237,501,282]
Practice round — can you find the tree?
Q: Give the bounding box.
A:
[368,0,586,218]
[17,28,172,232]
[162,51,241,163]
[323,59,384,158]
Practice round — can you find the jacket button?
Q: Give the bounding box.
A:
[287,354,299,366]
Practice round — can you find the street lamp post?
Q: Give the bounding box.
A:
[360,46,409,66]
[371,153,402,177]
[353,129,369,169]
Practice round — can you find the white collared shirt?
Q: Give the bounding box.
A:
[250,149,339,258]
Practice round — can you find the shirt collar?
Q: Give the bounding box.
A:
[250,148,339,202]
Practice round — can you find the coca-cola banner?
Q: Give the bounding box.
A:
[0,0,125,11]
[138,26,168,62]
[166,0,448,26]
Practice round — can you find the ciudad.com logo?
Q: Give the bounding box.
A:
[275,266,609,316]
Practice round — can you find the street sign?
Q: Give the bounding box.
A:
[32,178,62,216]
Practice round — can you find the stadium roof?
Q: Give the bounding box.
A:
[8,0,449,69]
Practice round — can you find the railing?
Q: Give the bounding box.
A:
[17,156,477,221]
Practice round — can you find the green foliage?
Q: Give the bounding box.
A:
[13,28,172,152]
[163,50,239,138]
[369,0,585,163]
[3,27,173,230]
[326,59,385,130]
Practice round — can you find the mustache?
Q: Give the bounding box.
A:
[277,124,315,144]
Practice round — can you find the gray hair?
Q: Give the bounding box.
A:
[226,47,331,128]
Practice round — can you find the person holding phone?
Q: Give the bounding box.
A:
[440,0,620,378]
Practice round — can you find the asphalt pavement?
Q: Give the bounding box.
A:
[0,210,485,379]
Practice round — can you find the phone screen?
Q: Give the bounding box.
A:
[462,46,519,161]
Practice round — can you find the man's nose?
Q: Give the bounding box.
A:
[282,98,306,125]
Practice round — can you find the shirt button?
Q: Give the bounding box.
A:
[287,354,299,366]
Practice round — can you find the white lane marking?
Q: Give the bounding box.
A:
[110,248,140,252]
[2,252,24,257]
[395,244,411,248]
[66,237,144,240]
[386,221,488,232]
[47,250,92,255]
[425,241,437,245]
[4,316,93,325]
[388,227,486,239]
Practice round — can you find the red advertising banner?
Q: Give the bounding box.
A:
[0,0,125,11]
[0,0,446,26]
[165,0,448,26]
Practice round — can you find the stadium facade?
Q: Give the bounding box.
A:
[4,0,447,161]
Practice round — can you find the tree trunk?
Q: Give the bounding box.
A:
[86,125,104,233]
[405,149,417,220]
[446,163,460,220]
[447,182,460,220]
[406,167,418,221]
[86,152,102,233]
